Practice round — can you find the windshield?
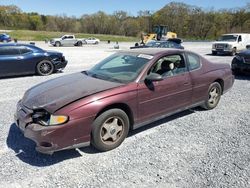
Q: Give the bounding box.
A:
[145,41,160,47]
[218,35,238,42]
[87,53,152,83]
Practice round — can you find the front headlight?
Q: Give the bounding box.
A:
[32,109,68,126]
[49,115,68,125]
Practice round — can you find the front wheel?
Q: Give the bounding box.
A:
[77,41,82,46]
[202,82,222,110]
[91,109,130,151]
[55,41,61,47]
[36,60,54,76]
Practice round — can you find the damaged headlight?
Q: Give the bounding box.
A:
[32,109,68,126]
[49,115,68,125]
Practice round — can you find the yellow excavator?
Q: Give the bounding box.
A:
[141,25,177,44]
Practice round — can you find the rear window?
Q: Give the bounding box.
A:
[186,53,201,70]
[0,47,20,55]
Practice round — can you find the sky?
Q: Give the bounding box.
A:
[0,0,249,17]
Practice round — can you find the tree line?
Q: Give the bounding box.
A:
[0,2,249,39]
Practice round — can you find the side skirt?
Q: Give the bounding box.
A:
[133,101,204,130]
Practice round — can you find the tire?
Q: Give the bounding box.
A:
[231,48,236,56]
[212,51,217,55]
[77,41,82,46]
[95,41,98,44]
[36,60,54,76]
[55,41,61,47]
[202,82,222,110]
[91,109,130,151]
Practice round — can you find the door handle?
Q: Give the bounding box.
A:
[183,82,190,85]
[16,56,22,60]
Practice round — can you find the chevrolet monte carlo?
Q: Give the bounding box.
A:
[14,48,234,154]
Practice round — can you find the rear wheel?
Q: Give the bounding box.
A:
[202,82,222,110]
[91,109,130,151]
[36,60,54,76]
[212,51,217,55]
[77,41,83,46]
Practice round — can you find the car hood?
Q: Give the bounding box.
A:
[237,49,250,56]
[22,72,123,113]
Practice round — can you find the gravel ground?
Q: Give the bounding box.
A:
[0,42,249,188]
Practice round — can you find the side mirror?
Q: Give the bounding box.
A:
[145,73,163,82]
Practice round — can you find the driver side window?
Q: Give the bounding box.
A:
[149,54,186,77]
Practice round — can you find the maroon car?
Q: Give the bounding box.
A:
[14,48,234,154]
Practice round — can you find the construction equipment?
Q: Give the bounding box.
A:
[140,25,177,44]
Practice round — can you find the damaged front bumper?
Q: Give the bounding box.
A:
[14,101,91,155]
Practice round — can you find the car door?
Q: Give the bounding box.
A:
[137,53,192,123]
[61,36,72,46]
[66,35,76,45]
[0,46,24,77]
[87,38,94,44]
[17,46,38,74]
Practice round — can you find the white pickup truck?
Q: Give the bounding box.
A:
[50,35,84,47]
[212,33,250,55]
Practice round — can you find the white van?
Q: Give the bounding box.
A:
[212,33,250,55]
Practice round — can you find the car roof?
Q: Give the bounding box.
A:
[0,43,41,48]
[121,48,184,56]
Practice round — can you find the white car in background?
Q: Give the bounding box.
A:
[83,37,100,44]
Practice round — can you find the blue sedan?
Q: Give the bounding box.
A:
[0,43,67,78]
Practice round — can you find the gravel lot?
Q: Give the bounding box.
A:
[0,41,249,188]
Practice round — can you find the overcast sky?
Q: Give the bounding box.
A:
[1,0,249,17]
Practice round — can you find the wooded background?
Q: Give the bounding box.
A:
[0,2,249,39]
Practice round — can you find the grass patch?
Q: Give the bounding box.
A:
[9,30,138,42]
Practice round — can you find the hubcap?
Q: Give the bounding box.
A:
[208,87,219,105]
[100,117,124,145]
[40,62,52,74]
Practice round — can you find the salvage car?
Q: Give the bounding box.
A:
[14,48,234,154]
[0,43,67,77]
[130,39,184,49]
[231,49,250,74]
